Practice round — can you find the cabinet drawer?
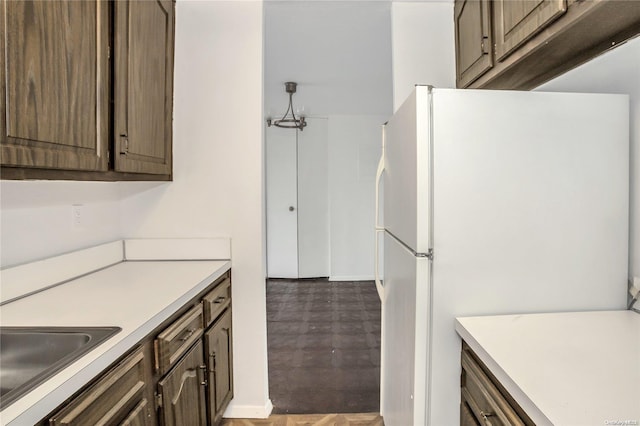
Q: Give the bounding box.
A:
[49,346,150,426]
[202,276,231,327]
[155,304,204,375]
[461,350,525,426]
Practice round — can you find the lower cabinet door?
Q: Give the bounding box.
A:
[158,340,207,426]
[204,309,233,425]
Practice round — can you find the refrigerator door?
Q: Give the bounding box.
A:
[383,87,431,254]
[381,231,431,426]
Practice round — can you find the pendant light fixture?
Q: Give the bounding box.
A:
[267,82,307,131]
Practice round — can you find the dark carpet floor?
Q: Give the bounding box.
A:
[267,278,381,414]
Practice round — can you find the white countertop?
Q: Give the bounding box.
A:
[0,259,231,426]
[456,310,640,426]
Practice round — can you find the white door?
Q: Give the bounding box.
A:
[297,118,329,278]
[266,119,330,279]
[266,126,298,278]
[382,232,430,426]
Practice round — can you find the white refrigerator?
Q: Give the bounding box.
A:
[374,87,629,426]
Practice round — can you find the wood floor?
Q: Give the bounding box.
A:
[222,413,384,426]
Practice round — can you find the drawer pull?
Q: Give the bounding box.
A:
[480,410,494,426]
[179,328,196,342]
[213,296,226,304]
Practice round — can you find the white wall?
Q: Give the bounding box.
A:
[0,181,123,267]
[536,36,640,282]
[391,1,456,111]
[118,1,270,416]
[328,115,387,281]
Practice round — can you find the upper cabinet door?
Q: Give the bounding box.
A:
[0,0,109,171]
[454,0,494,88]
[114,0,174,176]
[493,0,567,61]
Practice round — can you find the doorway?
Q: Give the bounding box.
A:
[266,118,330,279]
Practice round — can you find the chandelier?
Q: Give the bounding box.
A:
[267,82,307,131]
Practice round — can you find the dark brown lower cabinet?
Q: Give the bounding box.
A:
[204,309,233,425]
[49,345,154,426]
[460,342,533,426]
[460,399,480,426]
[122,399,151,426]
[158,340,207,426]
[44,271,233,426]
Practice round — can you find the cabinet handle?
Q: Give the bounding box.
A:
[213,296,226,304]
[481,36,490,55]
[480,410,494,426]
[179,328,195,342]
[209,353,217,372]
[120,135,129,155]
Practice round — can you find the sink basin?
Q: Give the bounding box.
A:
[0,326,121,409]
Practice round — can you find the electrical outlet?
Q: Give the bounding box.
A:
[72,204,83,228]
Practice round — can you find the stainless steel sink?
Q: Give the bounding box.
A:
[0,326,121,409]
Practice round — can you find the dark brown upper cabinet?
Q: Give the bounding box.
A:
[0,0,174,181]
[455,0,640,90]
[114,0,173,176]
[493,0,566,61]
[0,1,110,173]
[455,0,494,88]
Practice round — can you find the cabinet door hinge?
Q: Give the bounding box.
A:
[155,392,163,409]
[199,364,208,387]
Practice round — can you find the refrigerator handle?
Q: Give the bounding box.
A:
[374,125,386,301]
[375,229,385,302]
[375,140,385,231]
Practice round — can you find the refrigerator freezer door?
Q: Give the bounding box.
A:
[381,231,431,426]
[383,87,431,254]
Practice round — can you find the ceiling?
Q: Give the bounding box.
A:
[264,1,393,119]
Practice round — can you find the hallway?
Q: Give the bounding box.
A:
[266,279,381,414]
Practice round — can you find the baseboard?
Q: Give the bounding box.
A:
[223,399,273,419]
[329,275,374,282]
